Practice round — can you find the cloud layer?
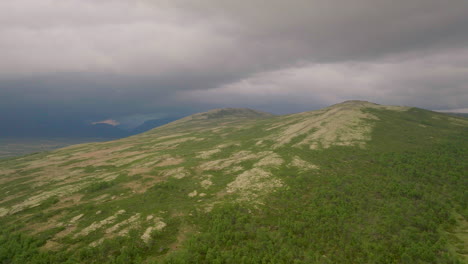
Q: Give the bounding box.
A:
[1,0,467,126]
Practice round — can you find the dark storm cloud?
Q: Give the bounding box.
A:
[0,0,467,127]
[182,48,468,113]
[176,0,468,61]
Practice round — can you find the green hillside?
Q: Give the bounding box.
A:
[0,101,467,263]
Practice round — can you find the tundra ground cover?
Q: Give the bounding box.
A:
[0,102,466,263]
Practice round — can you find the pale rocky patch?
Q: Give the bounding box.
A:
[291,157,319,170]
[70,214,84,224]
[196,149,221,159]
[22,164,115,192]
[108,154,150,167]
[74,210,126,238]
[210,126,231,133]
[155,157,184,167]
[271,101,408,149]
[42,240,62,250]
[141,227,154,244]
[0,207,8,217]
[204,203,216,213]
[154,219,168,231]
[188,190,198,197]
[28,168,84,187]
[61,145,136,168]
[0,169,16,183]
[153,137,202,149]
[54,225,77,239]
[8,182,88,215]
[96,172,119,182]
[255,153,284,167]
[127,155,170,175]
[227,166,244,174]
[449,117,468,126]
[216,143,240,148]
[199,151,273,171]
[79,145,133,158]
[200,179,213,189]
[107,213,141,235]
[226,168,283,202]
[56,193,83,207]
[141,217,167,244]
[162,167,188,179]
[128,167,153,176]
[89,238,105,248]
[23,158,65,170]
[265,117,300,132]
[92,195,110,202]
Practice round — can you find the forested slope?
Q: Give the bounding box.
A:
[0,101,466,263]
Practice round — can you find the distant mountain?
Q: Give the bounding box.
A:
[0,101,466,263]
[171,107,274,123]
[0,118,180,158]
[0,120,128,138]
[0,117,181,139]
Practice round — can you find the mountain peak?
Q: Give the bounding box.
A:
[174,108,274,123]
[329,100,379,108]
[324,100,409,112]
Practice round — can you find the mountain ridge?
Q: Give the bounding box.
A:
[0,101,466,263]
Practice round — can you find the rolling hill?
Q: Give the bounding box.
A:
[0,101,467,263]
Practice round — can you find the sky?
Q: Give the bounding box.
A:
[1,0,468,130]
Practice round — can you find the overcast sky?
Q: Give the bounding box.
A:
[1,0,467,128]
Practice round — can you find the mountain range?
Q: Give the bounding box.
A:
[0,100,466,263]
